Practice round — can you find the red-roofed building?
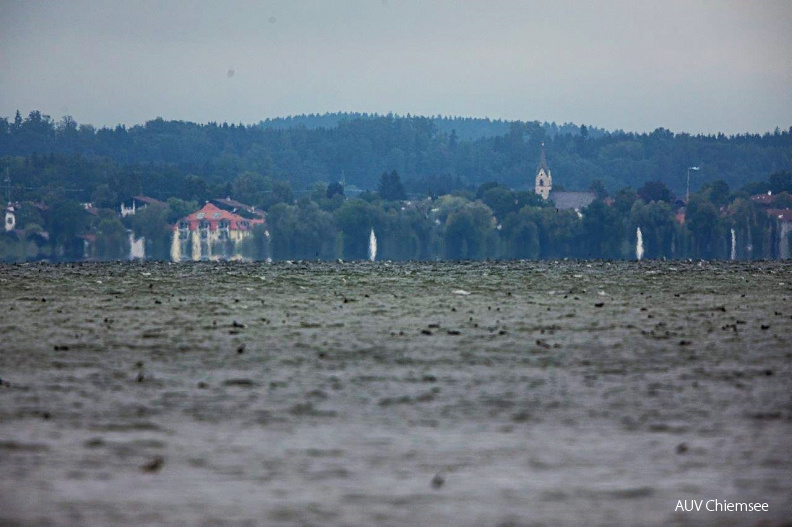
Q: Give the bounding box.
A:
[211,197,266,219]
[171,203,266,261]
[750,193,774,207]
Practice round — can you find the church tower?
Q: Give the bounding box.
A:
[4,204,15,232]
[534,142,552,200]
[4,169,15,232]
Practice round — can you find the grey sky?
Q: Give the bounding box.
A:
[1,0,790,134]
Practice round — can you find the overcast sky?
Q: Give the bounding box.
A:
[1,0,790,134]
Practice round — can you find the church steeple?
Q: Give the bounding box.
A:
[534,142,552,200]
[538,142,549,172]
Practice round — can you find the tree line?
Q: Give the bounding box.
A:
[1,110,790,262]
[1,110,790,204]
[2,168,790,263]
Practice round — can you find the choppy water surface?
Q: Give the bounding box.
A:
[0,261,790,526]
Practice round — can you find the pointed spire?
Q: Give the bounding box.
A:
[538,142,549,172]
[4,168,11,205]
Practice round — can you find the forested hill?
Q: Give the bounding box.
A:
[1,110,790,204]
[259,112,607,141]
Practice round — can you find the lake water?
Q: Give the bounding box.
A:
[0,261,790,525]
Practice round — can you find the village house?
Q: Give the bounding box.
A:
[120,195,166,217]
[171,202,265,261]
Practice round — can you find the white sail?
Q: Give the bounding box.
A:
[368,228,377,262]
[636,227,644,261]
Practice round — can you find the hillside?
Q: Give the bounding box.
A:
[259,112,608,141]
[1,110,790,204]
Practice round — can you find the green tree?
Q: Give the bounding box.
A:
[95,218,129,260]
[773,192,792,209]
[132,203,172,260]
[580,200,624,259]
[231,172,269,206]
[46,200,89,260]
[334,199,378,260]
[481,186,517,221]
[378,170,406,201]
[91,184,118,208]
[181,174,209,202]
[261,179,294,209]
[768,171,792,194]
[444,202,495,260]
[630,200,677,259]
[532,208,580,259]
[326,181,344,199]
[502,207,540,259]
[268,201,335,260]
[698,179,730,207]
[638,180,672,203]
[14,202,44,230]
[589,179,608,200]
[310,182,328,202]
[613,188,638,216]
[686,197,724,259]
[166,197,199,223]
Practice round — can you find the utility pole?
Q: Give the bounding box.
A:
[686,166,700,203]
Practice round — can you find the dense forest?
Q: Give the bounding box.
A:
[1,110,790,263]
[260,113,608,141]
[1,110,790,205]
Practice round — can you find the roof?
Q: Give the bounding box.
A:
[176,203,265,232]
[211,197,266,218]
[131,195,166,207]
[28,230,50,241]
[537,142,549,172]
[751,193,774,206]
[767,208,792,222]
[3,228,49,240]
[549,191,597,211]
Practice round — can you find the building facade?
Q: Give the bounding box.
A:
[120,195,166,217]
[534,143,596,211]
[534,142,552,200]
[4,204,15,232]
[171,203,265,261]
